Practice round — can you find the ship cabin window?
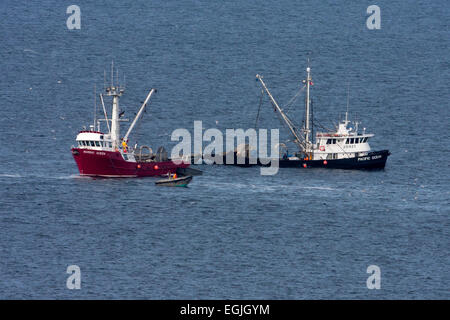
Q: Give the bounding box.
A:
[327,153,338,159]
[326,139,337,145]
[350,138,354,144]
[95,141,100,147]
[355,138,359,144]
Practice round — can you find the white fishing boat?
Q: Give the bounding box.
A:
[256,65,390,169]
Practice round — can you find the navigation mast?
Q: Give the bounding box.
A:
[105,61,124,150]
[303,67,312,153]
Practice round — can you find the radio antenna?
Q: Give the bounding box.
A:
[93,84,97,130]
[345,82,350,123]
[111,60,114,87]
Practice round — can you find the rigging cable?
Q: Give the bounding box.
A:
[283,85,306,114]
[254,89,264,129]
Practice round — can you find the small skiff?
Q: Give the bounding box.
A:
[155,175,193,187]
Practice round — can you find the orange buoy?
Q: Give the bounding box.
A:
[323,160,327,165]
[137,164,141,169]
[154,165,159,170]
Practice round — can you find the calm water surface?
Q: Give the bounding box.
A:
[0,0,448,298]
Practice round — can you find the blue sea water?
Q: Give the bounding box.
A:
[0,0,449,299]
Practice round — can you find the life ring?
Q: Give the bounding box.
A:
[319,146,325,151]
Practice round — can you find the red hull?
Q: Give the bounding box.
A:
[71,148,189,177]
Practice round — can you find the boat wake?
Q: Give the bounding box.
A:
[0,174,22,178]
[205,181,337,192]
[0,173,85,180]
[297,186,335,191]
[23,49,38,54]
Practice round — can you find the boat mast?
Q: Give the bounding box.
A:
[256,74,305,151]
[105,61,124,150]
[303,67,312,152]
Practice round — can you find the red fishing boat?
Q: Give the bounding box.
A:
[71,67,189,177]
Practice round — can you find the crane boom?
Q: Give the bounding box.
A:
[123,89,156,142]
[256,74,305,152]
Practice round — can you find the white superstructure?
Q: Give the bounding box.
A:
[312,120,374,160]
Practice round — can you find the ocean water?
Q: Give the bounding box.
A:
[0,0,449,299]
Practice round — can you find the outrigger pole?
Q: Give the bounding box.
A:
[99,93,111,134]
[256,74,305,152]
[123,89,156,142]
